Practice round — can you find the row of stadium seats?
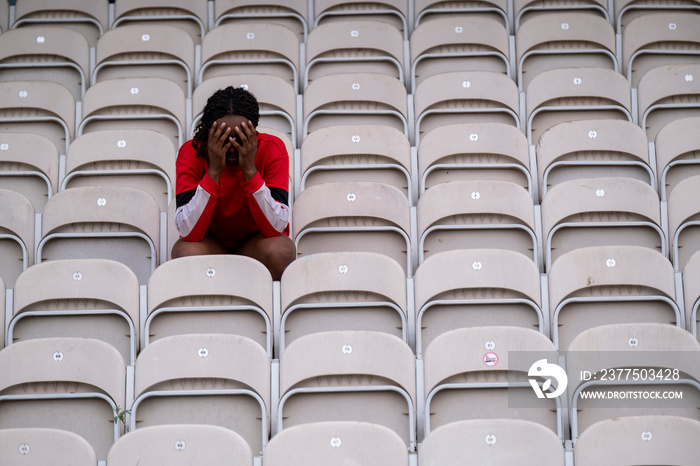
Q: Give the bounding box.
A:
[0,323,698,462]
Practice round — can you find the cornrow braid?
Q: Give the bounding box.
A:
[191,86,261,160]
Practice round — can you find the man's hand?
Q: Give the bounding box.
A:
[207,121,233,183]
[232,120,258,181]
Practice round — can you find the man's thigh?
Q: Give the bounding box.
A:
[171,235,231,258]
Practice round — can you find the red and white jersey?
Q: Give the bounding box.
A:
[174,132,290,246]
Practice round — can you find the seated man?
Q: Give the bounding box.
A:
[172,86,295,280]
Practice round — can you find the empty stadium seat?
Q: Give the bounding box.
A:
[0,337,127,461]
[421,326,562,439]
[536,119,652,202]
[0,428,98,465]
[637,63,700,141]
[0,189,35,289]
[61,129,176,211]
[199,23,301,92]
[130,333,270,456]
[655,116,700,201]
[574,415,700,466]
[683,250,700,340]
[516,12,617,92]
[111,0,208,44]
[193,75,299,148]
[313,0,409,40]
[0,277,4,349]
[107,424,254,465]
[565,323,700,442]
[614,0,700,34]
[145,255,273,355]
[414,248,544,357]
[514,0,610,31]
[264,421,409,466]
[291,181,413,276]
[0,80,75,154]
[667,174,700,272]
[541,177,664,271]
[92,24,196,98]
[305,20,406,89]
[419,419,565,466]
[548,246,681,350]
[302,72,409,143]
[78,76,187,149]
[416,179,538,266]
[37,185,162,285]
[415,0,509,29]
[277,330,417,450]
[279,251,408,356]
[414,70,520,146]
[213,0,310,42]
[410,16,511,95]
[622,13,700,89]
[0,26,91,100]
[525,67,633,145]
[0,132,59,213]
[299,124,412,202]
[9,258,140,365]
[10,0,109,45]
[417,122,532,196]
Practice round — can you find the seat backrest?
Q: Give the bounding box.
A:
[0,80,75,154]
[107,424,254,465]
[112,0,208,44]
[536,119,651,202]
[541,176,663,270]
[414,0,509,32]
[299,124,412,201]
[667,174,700,272]
[655,116,700,201]
[278,330,416,449]
[263,421,409,466]
[12,0,109,45]
[0,132,59,213]
[416,179,536,265]
[574,415,700,466]
[525,67,632,145]
[419,419,565,466]
[279,251,408,355]
[39,185,162,284]
[414,248,542,356]
[622,13,700,88]
[548,245,679,350]
[79,76,187,149]
[414,70,520,145]
[11,258,140,365]
[515,12,617,91]
[146,254,273,353]
[682,250,700,338]
[0,428,98,465]
[422,326,559,438]
[305,20,406,88]
[132,333,270,455]
[514,0,610,31]
[410,16,511,94]
[63,129,176,211]
[0,337,127,461]
[93,24,196,97]
[417,122,531,195]
[637,63,700,141]
[313,0,409,39]
[200,22,301,91]
[0,189,35,288]
[291,181,412,275]
[0,26,91,100]
[213,0,310,41]
[303,72,409,141]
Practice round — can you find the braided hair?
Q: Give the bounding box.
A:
[191,86,261,160]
